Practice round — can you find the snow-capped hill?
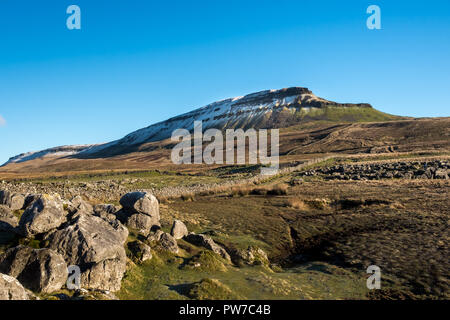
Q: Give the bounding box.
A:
[3,145,97,166]
[80,87,372,157]
[4,87,379,163]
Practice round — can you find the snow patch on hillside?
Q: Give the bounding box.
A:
[3,144,98,166]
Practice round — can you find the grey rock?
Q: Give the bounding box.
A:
[0,190,11,207]
[45,213,128,291]
[146,229,164,242]
[123,213,154,235]
[94,204,119,216]
[185,234,231,261]
[434,169,449,180]
[128,241,152,262]
[230,246,269,266]
[170,220,188,239]
[18,194,66,237]
[0,205,18,233]
[9,194,25,211]
[79,257,127,292]
[0,273,34,300]
[0,246,67,293]
[68,195,93,214]
[117,192,160,235]
[159,232,179,254]
[0,190,24,210]
[119,192,159,220]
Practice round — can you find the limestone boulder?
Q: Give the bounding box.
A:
[128,241,153,263]
[120,192,159,217]
[0,205,18,233]
[18,194,66,237]
[0,246,67,293]
[170,220,188,240]
[159,232,179,254]
[0,273,34,300]
[45,213,128,292]
[185,233,231,261]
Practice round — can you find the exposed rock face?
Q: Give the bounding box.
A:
[0,246,67,293]
[45,213,128,292]
[18,194,66,237]
[435,169,449,180]
[68,195,93,214]
[11,194,25,211]
[185,234,231,261]
[128,241,152,262]
[118,192,160,235]
[0,205,18,233]
[0,190,11,207]
[0,273,34,300]
[146,229,164,242]
[158,232,179,254]
[0,191,25,210]
[94,204,119,216]
[124,213,154,234]
[297,160,450,181]
[230,246,269,266]
[170,220,188,239]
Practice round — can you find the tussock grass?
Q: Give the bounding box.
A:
[284,197,331,210]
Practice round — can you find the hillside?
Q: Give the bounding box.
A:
[0,117,449,179]
[2,87,400,167]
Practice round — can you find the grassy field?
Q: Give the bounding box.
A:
[115,170,449,300]
[1,117,448,300]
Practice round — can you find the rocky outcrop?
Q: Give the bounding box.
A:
[128,241,152,262]
[170,220,188,239]
[158,232,179,254]
[45,213,128,292]
[0,273,34,300]
[297,160,450,181]
[122,213,155,234]
[18,194,66,237]
[94,204,119,216]
[0,190,11,207]
[146,229,164,242]
[0,246,67,293]
[185,234,231,262]
[117,192,160,235]
[0,191,25,211]
[229,246,269,266]
[0,205,18,233]
[68,195,93,214]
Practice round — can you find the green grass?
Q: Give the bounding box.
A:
[182,251,229,272]
[116,246,369,300]
[187,278,243,300]
[15,170,227,190]
[295,106,400,123]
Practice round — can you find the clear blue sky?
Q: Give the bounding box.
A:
[0,0,449,164]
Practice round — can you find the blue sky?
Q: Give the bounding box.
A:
[0,0,449,164]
